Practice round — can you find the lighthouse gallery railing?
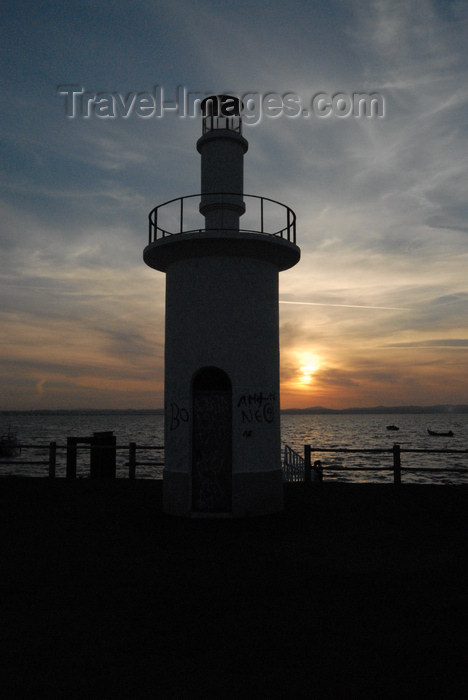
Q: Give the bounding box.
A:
[148,193,296,245]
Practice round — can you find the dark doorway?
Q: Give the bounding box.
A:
[192,367,232,513]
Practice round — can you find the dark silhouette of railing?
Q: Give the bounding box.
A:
[0,442,164,479]
[283,444,468,484]
[283,445,305,482]
[148,193,296,244]
[202,114,242,134]
[0,442,58,477]
[4,442,467,483]
[126,443,164,479]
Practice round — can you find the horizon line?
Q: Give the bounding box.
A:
[2,403,467,413]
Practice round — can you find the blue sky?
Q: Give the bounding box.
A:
[1,0,467,409]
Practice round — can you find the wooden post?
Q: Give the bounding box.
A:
[48,441,56,478]
[66,437,77,479]
[90,431,116,478]
[393,444,401,485]
[304,444,312,485]
[129,442,136,479]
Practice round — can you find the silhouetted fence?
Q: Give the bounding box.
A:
[2,442,468,483]
[282,444,468,484]
[282,445,305,482]
[0,442,164,479]
[0,442,58,478]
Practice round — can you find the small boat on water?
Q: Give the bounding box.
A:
[386,425,399,431]
[427,429,454,437]
[0,429,21,457]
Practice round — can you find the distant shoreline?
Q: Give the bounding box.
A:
[1,404,468,415]
[281,404,468,415]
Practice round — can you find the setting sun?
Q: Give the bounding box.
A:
[297,353,321,386]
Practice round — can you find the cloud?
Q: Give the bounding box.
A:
[1,0,468,408]
[280,300,410,311]
[385,339,468,348]
[35,378,46,398]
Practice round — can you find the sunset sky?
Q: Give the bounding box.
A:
[1,0,467,410]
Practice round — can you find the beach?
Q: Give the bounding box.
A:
[1,479,467,698]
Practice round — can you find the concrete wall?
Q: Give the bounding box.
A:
[163,254,283,517]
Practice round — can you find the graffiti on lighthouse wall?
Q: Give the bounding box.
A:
[236,392,277,429]
[169,402,189,431]
[167,392,277,441]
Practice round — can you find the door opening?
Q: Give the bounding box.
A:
[192,367,232,512]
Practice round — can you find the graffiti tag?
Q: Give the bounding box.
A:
[237,392,276,424]
[169,402,189,431]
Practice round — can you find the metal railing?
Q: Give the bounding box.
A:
[0,442,164,479]
[126,443,164,479]
[0,442,58,477]
[148,193,296,244]
[202,114,242,134]
[283,444,468,485]
[282,444,305,482]
[4,442,467,484]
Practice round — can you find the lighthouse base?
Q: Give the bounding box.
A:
[162,469,284,518]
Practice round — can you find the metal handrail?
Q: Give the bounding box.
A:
[202,114,242,134]
[294,445,468,485]
[148,192,296,245]
[283,444,305,482]
[0,442,165,479]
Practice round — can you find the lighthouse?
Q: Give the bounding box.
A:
[144,95,300,517]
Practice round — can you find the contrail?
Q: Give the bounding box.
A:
[279,301,410,311]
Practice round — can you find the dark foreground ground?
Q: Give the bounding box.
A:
[1,479,467,699]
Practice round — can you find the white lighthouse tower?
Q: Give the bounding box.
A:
[144,95,300,517]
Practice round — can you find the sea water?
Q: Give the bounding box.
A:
[281,413,468,484]
[1,411,467,484]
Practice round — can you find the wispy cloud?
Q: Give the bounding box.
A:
[1,0,467,408]
[279,301,410,311]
